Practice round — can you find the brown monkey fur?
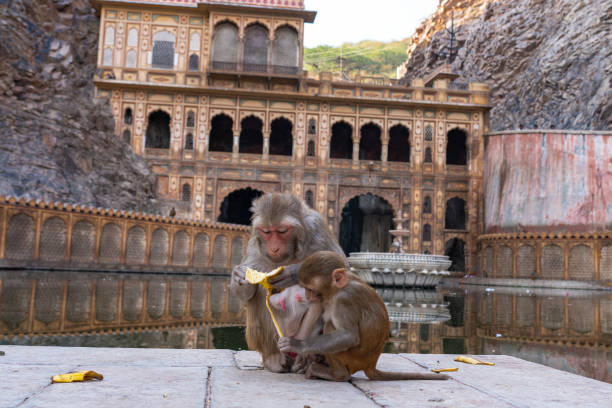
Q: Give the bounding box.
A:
[229,193,345,373]
[278,251,450,381]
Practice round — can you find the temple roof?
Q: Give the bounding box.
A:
[114,0,305,9]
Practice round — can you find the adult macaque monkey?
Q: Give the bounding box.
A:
[230,193,345,372]
[278,251,450,381]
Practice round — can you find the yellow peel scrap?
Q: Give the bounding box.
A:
[51,370,103,383]
[431,367,458,373]
[454,356,495,366]
[245,267,285,337]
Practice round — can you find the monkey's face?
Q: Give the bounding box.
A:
[257,224,295,263]
[300,279,323,303]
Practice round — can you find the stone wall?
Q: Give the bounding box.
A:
[0,0,158,212]
[399,0,611,131]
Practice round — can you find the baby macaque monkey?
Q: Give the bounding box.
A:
[278,251,449,382]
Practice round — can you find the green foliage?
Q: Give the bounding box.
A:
[304,39,408,79]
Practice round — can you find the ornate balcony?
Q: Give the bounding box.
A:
[209,60,300,77]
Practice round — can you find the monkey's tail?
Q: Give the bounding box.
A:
[364,368,449,381]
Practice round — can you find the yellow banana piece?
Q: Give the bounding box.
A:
[244,267,285,337]
[431,367,459,373]
[51,370,103,383]
[454,356,495,366]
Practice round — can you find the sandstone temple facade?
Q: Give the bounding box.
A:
[92,0,490,272]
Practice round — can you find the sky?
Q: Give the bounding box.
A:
[303,0,440,48]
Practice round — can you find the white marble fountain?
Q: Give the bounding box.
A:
[347,212,452,288]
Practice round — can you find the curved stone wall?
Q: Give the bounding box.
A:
[484,130,612,234]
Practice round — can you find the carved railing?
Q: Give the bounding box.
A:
[209,61,300,76]
[0,196,250,273]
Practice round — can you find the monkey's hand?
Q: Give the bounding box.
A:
[230,265,257,302]
[278,336,305,354]
[269,262,301,288]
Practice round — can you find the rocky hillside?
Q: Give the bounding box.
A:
[0,0,158,212]
[399,0,611,131]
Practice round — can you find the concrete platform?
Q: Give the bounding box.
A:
[0,346,610,408]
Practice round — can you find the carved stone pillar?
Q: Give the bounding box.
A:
[232,130,240,162]
[263,131,270,161]
[352,140,359,167]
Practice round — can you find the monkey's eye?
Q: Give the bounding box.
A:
[277,228,288,234]
[259,228,270,234]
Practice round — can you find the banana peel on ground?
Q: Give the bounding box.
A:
[455,356,495,366]
[51,371,103,383]
[244,266,285,337]
[431,367,459,373]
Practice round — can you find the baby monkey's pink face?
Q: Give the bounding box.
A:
[269,285,312,338]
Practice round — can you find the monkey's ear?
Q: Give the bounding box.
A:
[331,268,348,289]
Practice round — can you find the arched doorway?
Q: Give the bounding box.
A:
[145,110,171,149]
[217,188,264,225]
[445,238,465,272]
[339,194,393,255]
[239,115,263,154]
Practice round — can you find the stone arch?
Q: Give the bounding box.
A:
[339,193,394,255]
[100,223,122,264]
[269,116,293,156]
[540,244,563,279]
[125,225,146,265]
[5,213,35,260]
[230,236,244,268]
[150,228,169,265]
[211,21,239,67]
[445,197,466,230]
[182,183,192,201]
[40,217,66,262]
[184,132,193,150]
[193,233,210,267]
[70,220,95,263]
[569,244,594,280]
[446,127,468,165]
[445,238,465,271]
[152,30,175,69]
[330,120,353,159]
[211,234,228,268]
[388,124,410,162]
[422,223,431,242]
[243,23,269,71]
[209,113,233,152]
[307,140,315,156]
[218,187,264,225]
[172,230,190,266]
[239,115,264,154]
[359,122,382,161]
[272,25,298,73]
[145,110,171,149]
[124,107,133,124]
[189,53,199,71]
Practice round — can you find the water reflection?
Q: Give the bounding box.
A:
[1,271,610,383]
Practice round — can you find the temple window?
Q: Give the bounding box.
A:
[190,32,200,51]
[209,113,233,152]
[446,128,468,165]
[105,26,115,45]
[126,50,137,68]
[152,30,175,69]
[305,190,314,208]
[423,196,432,214]
[308,118,316,135]
[425,125,433,141]
[239,115,264,154]
[123,108,132,125]
[269,117,293,156]
[330,121,353,159]
[211,22,238,69]
[307,140,315,156]
[243,24,269,72]
[103,48,113,66]
[272,26,299,74]
[127,28,138,47]
[424,146,433,163]
[186,111,195,128]
[182,184,191,202]
[145,110,171,149]
[423,224,431,241]
[189,54,199,71]
[184,133,193,150]
[445,197,466,230]
[359,123,382,161]
[388,124,410,162]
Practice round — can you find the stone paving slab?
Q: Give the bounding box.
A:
[0,346,234,367]
[0,364,73,408]
[403,354,612,408]
[210,366,378,408]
